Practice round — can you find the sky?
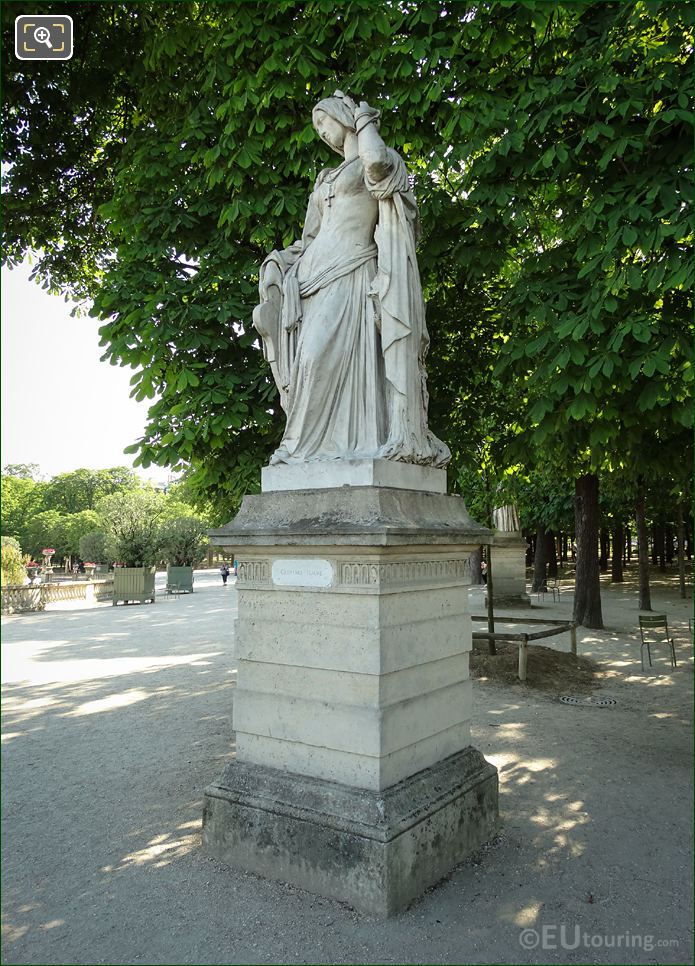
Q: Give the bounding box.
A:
[1,261,171,484]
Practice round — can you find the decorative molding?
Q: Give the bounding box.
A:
[237,557,471,590]
[340,558,471,588]
[236,559,271,584]
[340,563,380,586]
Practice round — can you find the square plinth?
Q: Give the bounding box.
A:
[233,569,474,791]
[490,534,531,604]
[205,485,498,915]
[203,747,499,918]
[261,459,447,494]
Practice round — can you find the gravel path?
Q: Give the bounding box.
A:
[2,569,692,965]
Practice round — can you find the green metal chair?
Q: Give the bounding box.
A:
[638,614,677,671]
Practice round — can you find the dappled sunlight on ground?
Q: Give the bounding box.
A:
[102,820,201,873]
[470,572,692,947]
[512,899,544,927]
[2,578,240,964]
[2,570,692,964]
[63,687,152,717]
[2,652,223,688]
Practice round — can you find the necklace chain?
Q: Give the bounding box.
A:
[323,156,358,185]
[323,157,358,207]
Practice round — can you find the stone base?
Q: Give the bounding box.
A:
[203,747,499,918]
[490,535,529,603]
[261,459,447,494]
[210,486,490,549]
[486,593,532,608]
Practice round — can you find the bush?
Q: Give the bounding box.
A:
[97,490,162,568]
[79,530,108,564]
[1,544,27,586]
[159,516,208,567]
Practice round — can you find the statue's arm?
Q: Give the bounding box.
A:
[354,101,393,182]
[300,173,326,249]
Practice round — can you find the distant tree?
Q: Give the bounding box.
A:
[97,490,163,567]
[2,463,42,480]
[165,477,224,527]
[43,467,140,514]
[24,510,70,559]
[159,516,209,567]
[78,530,108,564]
[64,510,101,556]
[1,543,26,586]
[1,475,46,545]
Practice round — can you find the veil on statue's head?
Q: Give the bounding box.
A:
[312,90,381,152]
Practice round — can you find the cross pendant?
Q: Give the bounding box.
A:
[326,185,335,207]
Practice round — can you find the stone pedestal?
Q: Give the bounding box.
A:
[204,486,499,916]
[261,458,447,493]
[489,532,531,607]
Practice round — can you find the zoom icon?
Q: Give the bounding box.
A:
[15,15,73,60]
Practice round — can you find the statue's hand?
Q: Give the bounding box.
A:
[335,90,357,113]
[354,100,381,132]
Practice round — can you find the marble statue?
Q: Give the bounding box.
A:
[253,91,450,468]
[492,503,521,533]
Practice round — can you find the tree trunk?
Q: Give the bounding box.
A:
[573,474,603,628]
[469,546,484,585]
[525,530,535,568]
[665,525,674,565]
[686,517,693,561]
[599,528,610,571]
[677,505,686,599]
[656,523,666,570]
[532,526,549,592]
[650,525,658,565]
[611,525,624,583]
[547,529,558,579]
[636,480,652,611]
[523,533,532,568]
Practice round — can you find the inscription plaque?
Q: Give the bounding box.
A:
[271,558,333,588]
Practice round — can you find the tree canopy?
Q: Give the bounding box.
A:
[3,1,690,502]
[2,1,692,620]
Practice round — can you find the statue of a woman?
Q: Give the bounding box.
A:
[253,91,450,468]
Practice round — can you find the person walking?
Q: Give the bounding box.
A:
[220,562,230,585]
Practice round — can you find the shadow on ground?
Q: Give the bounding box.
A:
[2,573,693,965]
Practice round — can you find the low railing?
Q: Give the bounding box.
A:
[472,615,577,681]
[94,579,114,601]
[1,584,44,614]
[42,582,88,603]
[1,578,114,615]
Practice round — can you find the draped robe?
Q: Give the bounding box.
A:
[253,148,450,467]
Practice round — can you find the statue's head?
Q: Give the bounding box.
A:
[312,91,357,156]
